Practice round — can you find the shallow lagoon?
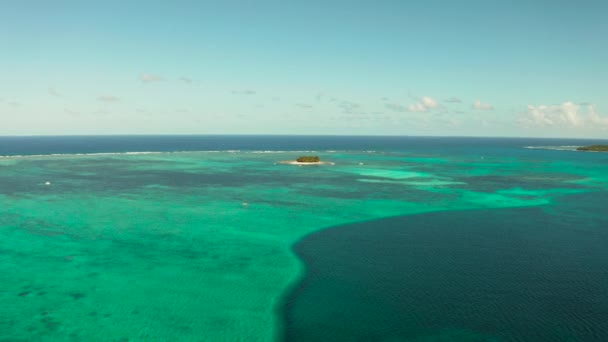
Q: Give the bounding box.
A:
[1,136,607,341]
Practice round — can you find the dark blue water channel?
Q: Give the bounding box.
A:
[282,192,608,341]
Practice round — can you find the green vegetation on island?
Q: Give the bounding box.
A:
[296,156,321,163]
[576,145,608,152]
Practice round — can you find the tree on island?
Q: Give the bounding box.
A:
[296,156,321,163]
[577,145,608,152]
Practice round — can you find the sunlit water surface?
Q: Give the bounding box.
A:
[1,136,607,341]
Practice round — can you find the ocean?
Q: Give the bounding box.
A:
[1,135,607,341]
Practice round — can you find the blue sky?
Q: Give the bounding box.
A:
[1,1,607,137]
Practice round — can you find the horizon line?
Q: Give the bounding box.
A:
[0,133,607,140]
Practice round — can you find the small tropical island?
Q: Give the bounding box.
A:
[279,156,334,165]
[296,156,320,163]
[576,145,608,152]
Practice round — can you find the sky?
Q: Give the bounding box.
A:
[1,0,607,137]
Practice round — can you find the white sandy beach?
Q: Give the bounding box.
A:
[278,160,335,165]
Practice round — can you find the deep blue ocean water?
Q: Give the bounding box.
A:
[283,193,608,341]
[1,135,605,156]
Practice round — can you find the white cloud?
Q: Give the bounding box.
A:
[231,90,256,95]
[98,95,120,102]
[521,102,608,128]
[444,97,462,103]
[408,102,427,112]
[408,96,438,112]
[421,96,438,109]
[588,105,608,126]
[339,100,360,111]
[48,87,61,97]
[140,73,164,83]
[385,103,406,112]
[179,77,193,84]
[473,100,494,110]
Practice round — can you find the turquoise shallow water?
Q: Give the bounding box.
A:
[0,136,607,341]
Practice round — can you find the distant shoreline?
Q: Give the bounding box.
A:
[576,145,608,152]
